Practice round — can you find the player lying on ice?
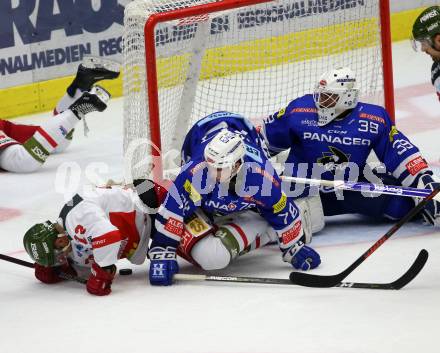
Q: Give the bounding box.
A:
[22,180,167,296]
[0,57,119,172]
[261,66,440,228]
[146,111,322,286]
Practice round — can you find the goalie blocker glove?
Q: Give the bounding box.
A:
[148,246,179,286]
[417,173,440,226]
[282,240,321,271]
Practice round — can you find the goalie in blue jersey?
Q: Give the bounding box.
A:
[146,112,322,286]
[262,67,440,230]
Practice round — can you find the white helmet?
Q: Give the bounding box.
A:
[313,67,360,126]
[204,129,245,183]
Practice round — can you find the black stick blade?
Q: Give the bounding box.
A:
[388,249,428,290]
[289,271,346,288]
[290,249,429,289]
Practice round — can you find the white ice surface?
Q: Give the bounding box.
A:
[1,41,440,353]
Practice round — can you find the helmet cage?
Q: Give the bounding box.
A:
[313,69,360,126]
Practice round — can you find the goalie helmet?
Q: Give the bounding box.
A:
[412,6,440,50]
[204,129,245,183]
[313,67,360,126]
[23,221,69,267]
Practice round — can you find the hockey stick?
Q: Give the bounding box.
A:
[0,253,87,284]
[174,251,427,290]
[289,187,440,288]
[282,176,440,200]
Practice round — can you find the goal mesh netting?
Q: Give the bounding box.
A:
[123,0,392,182]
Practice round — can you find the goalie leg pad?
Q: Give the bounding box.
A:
[294,195,325,243]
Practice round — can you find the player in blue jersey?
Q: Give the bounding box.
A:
[147,112,321,286]
[262,67,440,229]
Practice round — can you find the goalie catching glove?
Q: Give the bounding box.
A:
[417,173,440,226]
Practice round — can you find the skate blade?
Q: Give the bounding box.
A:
[82,56,121,73]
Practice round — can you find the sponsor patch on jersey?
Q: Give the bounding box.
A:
[184,180,201,203]
[244,144,262,163]
[291,107,318,114]
[282,220,302,245]
[304,132,371,146]
[273,192,287,213]
[276,107,286,118]
[406,156,429,176]
[164,217,184,236]
[389,126,399,142]
[359,113,386,125]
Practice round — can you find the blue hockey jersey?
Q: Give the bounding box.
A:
[263,94,430,189]
[152,112,302,253]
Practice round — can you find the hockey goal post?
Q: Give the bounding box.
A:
[123,0,394,183]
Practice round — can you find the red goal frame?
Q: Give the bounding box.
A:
[143,0,395,182]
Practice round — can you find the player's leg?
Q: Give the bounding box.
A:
[191,212,272,270]
[0,87,110,173]
[53,57,120,153]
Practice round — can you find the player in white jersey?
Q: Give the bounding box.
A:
[23,180,166,296]
[0,57,119,172]
[412,6,440,101]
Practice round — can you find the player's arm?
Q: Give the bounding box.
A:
[62,197,126,296]
[261,101,297,156]
[373,110,440,225]
[148,166,200,285]
[250,163,321,270]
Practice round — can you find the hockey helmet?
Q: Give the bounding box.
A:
[204,129,245,183]
[23,221,69,267]
[313,67,360,126]
[412,6,440,50]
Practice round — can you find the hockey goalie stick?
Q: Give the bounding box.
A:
[0,253,87,284]
[281,176,440,200]
[289,186,440,288]
[175,250,427,289]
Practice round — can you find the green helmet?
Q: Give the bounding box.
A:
[412,6,440,44]
[23,221,65,267]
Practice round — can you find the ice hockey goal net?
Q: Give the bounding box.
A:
[123,0,394,182]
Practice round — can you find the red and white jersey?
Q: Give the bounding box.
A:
[58,187,153,269]
[0,119,38,150]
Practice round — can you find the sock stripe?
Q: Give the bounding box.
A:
[36,127,58,148]
[229,223,248,249]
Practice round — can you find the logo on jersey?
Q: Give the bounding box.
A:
[164,217,184,236]
[292,107,318,114]
[303,132,371,146]
[317,146,351,172]
[301,119,319,127]
[389,126,399,142]
[184,180,201,203]
[282,220,302,245]
[406,156,429,176]
[359,113,386,125]
[273,193,287,213]
[276,107,286,118]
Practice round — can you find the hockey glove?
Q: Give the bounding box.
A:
[34,263,76,284]
[417,173,440,226]
[148,246,179,286]
[86,263,116,296]
[282,241,321,271]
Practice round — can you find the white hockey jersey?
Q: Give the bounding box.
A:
[57,187,152,269]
